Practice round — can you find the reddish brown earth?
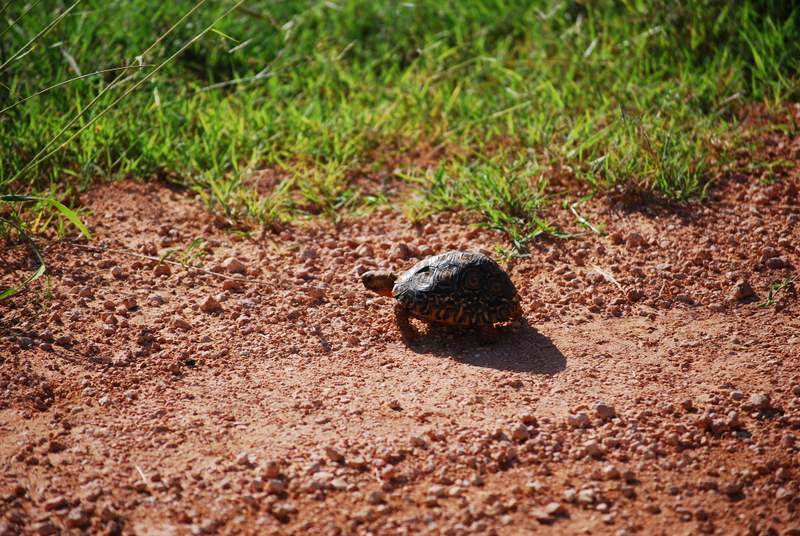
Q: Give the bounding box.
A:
[2,120,800,535]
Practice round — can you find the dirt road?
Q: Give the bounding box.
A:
[2,168,800,536]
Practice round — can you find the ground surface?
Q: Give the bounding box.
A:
[2,166,800,534]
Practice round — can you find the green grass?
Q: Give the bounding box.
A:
[1,0,799,240]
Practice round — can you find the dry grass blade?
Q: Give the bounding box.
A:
[7,0,211,185]
[0,65,153,116]
[0,217,46,300]
[0,0,79,72]
[10,0,244,185]
[590,265,623,290]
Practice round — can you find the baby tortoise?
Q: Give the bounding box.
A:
[361,250,523,342]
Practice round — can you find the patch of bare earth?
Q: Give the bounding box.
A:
[2,122,800,535]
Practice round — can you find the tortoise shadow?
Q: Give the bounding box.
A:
[408,319,566,374]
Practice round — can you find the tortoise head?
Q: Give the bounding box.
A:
[360,270,396,297]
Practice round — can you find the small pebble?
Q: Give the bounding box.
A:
[110,266,127,280]
[222,257,246,274]
[594,401,616,420]
[200,296,222,313]
[367,490,385,504]
[731,280,755,301]
[748,393,771,410]
[66,508,90,528]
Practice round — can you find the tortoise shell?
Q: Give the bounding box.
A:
[392,251,521,326]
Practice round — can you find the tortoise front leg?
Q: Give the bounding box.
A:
[394,303,417,343]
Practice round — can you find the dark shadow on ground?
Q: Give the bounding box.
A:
[407,319,566,374]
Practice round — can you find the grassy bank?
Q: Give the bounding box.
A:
[1,0,798,237]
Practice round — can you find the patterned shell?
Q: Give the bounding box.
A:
[392,251,521,326]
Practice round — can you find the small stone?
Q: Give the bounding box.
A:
[583,440,605,458]
[367,490,385,504]
[262,461,281,479]
[594,401,616,420]
[355,244,374,258]
[48,440,67,453]
[222,279,242,292]
[32,521,58,536]
[655,262,672,271]
[83,486,103,502]
[765,256,789,269]
[304,286,326,304]
[563,488,577,502]
[409,435,427,448]
[428,484,446,498]
[110,266,127,280]
[78,286,94,298]
[235,452,255,468]
[601,465,620,480]
[66,507,90,528]
[626,232,646,248]
[519,411,538,425]
[680,399,694,411]
[199,519,221,534]
[266,479,286,494]
[525,480,545,494]
[531,509,554,524]
[748,393,771,410]
[567,412,590,428]
[731,280,755,301]
[577,489,596,504]
[389,243,413,260]
[511,423,530,442]
[726,411,741,429]
[153,263,171,277]
[643,503,661,514]
[721,481,743,497]
[100,505,120,523]
[222,257,246,274]
[200,296,222,313]
[346,456,367,470]
[544,502,565,516]
[171,317,192,331]
[43,495,68,511]
[730,390,744,401]
[309,471,333,490]
[324,446,345,464]
[760,247,779,262]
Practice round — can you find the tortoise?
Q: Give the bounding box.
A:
[360,250,523,342]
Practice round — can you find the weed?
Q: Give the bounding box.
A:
[759,278,796,308]
[404,160,569,256]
